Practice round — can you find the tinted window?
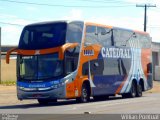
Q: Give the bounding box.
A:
[65,53,79,74]
[66,22,83,53]
[85,26,98,46]
[66,22,83,44]
[97,27,112,47]
[17,53,64,80]
[82,59,104,75]
[19,22,67,50]
[85,25,112,47]
[113,29,134,47]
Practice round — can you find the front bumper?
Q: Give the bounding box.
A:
[17,85,66,100]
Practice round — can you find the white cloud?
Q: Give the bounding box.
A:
[148,10,160,25]
[1,6,160,45]
[63,9,83,20]
[85,15,143,30]
[1,25,22,45]
[0,14,17,19]
[26,6,38,12]
[12,19,33,26]
[0,15,34,45]
[126,0,159,5]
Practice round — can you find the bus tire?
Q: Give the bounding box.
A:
[76,83,90,103]
[37,99,57,105]
[129,81,137,98]
[122,81,136,98]
[136,84,142,97]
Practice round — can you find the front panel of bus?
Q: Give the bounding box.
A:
[16,21,84,100]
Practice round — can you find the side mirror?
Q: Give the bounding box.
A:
[59,43,79,60]
[6,48,18,64]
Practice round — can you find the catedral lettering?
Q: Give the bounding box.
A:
[101,47,131,58]
[6,20,152,105]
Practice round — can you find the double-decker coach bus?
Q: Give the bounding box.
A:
[6,20,152,104]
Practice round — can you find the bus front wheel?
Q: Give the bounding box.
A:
[76,83,90,103]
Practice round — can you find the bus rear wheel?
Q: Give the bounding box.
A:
[136,84,142,97]
[122,81,136,98]
[38,99,57,105]
[76,84,90,103]
[130,81,137,98]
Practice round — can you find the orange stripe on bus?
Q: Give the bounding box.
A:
[17,47,61,55]
[115,75,128,94]
[6,47,18,64]
[85,22,113,29]
[133,30,149,35]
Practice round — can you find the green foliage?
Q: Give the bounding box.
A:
[0,81,16,86]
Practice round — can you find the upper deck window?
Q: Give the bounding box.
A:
[66,22,83,44]
[19,22,67,50]
[85,25,112,47]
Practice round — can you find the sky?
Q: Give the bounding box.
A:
[0,0,160,45]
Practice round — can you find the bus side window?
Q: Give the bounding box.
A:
[113,29,134,47]
[65,53,79,74]
[66,58,74,74]
[82,59,104,75]
[85,26,112,47]
[85,26,98,46]
[66,22,83,44]
[97,27,112,47]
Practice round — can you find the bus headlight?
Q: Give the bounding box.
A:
[18,86,37,91]
[50,79,67,89]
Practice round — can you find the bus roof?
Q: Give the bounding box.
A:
[25,20,84,27]
[25,20,149,36]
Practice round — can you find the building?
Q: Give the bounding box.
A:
[1,45,17,59]
[152,42,160,81]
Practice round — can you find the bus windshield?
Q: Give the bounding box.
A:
[18,53,64,80]
[18,21,84,50]
[19,22,67,50]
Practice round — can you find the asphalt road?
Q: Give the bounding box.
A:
[0,93,160,114]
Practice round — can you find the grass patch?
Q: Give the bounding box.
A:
[0,81,16,86]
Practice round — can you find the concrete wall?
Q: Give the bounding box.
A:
[155,66,160,81]
[152,42,160,81]
[1,59,16,82]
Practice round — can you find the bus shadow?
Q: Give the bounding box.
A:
[0,96,147,109]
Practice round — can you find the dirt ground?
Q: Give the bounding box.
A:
[0,81,159,106]
[0,85,37,106]
[147,81,160,93]
[1,59,16,81]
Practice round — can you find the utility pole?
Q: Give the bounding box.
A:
[0,27,1,84]
[136,4,156,32]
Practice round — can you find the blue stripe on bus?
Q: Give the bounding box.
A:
[92,75,125,95]
[17,80,59,88]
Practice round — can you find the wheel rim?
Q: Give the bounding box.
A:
[82,88,88,102]
[131,83,136,97]
[138,85,142,96]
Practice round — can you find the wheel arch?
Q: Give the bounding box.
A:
[132,79,137,87]
[82,80,91,96]
[139,78,145,91]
